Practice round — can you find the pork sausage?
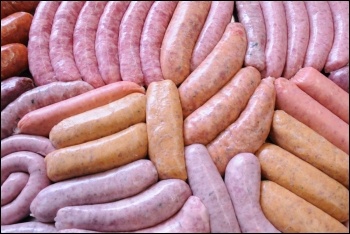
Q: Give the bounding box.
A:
[329,65,349,93]
[1,43,28,80]
[1,221,57,233]
[1,1,39,19]
[1,12,33,46]
[1,172,29,206]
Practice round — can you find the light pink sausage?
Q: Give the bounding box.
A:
[73,1,107,88]
[185,144,241,233]
[1,221,57,233]
[140,1,178,87]
[27,1,61,86]
[303,1,334,71]
[1,134,55,158]
[1,152,51,225]
[282,1,310,79]
[260,1,287,78]
[225,153,280,233]
[1,172,29,206]
[324,1,349,73]
[329,65,349,93]
[95,1,130,84]
[191,1,234,71]
[119,1,154,86]
[50,1,85,82]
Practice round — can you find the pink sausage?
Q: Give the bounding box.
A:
[329,65,349,93]
[140,1,178,87]
[27,1,61,86]
[119,1,154,86]
[1,172,29,206]
[1,152,51,225]
[282,1,310,79]
[49,1,85,82]
[95,1,130,84]
[303,1,334,71]
[191,1,234,71]
[324,1,349,73]
[73,1,107,88]
[225,153,280,233]
[1,134,55,157]
[1,221,57,233]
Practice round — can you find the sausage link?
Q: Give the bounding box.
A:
[1,1,39,19]
[329,65,349,93]
[1,172,29,206]
[1,221,57,233]
[1,43,28,80]
[1,12,33,46]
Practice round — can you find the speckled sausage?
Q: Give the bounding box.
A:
[1,151,51,225]
[50,1,85,82]
[1,76,34,111]
[1,12,33,46]
[1,81,93,140]
[184,66,261,145]
[1,134,55,158]
[1,43,28,81]
[95,1,130,84]
[260,1,287,78]
[324,1,349,73]
[329,65,349,93]
[225,153,280,233]
[1,221,57,233]
[191,1,234,71]
[179,22,247,118]
[303,1,334,71]
[185,144,241,233]
[54,179,192,232]
[73,1,107,88]
[1,172,29,206]
[31,159,158,223]
[283,1,310,79]
[236,1,266,72]
[27,1,60,86]
[118,1,154,86]
[140,1,178,87]
[207,77,275,175]
[161,1,211,85]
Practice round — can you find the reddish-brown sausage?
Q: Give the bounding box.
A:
[1,43,28,81]
[1,12,33,46]
[1,1,39,19]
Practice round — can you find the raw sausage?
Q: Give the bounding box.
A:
[1,221,57,233]
[1,1,39,19]
[1,43,28,80]
[1,12,33,46]
[1,172,29,206]
[329,65,349,93]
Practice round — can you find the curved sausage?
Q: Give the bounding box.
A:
[54,179,192,232]
[140,1,178,87]
[161,1,211,85]
[236,1,266,72]
[191,1,234,71]
[27,1,61,86]
[1,12,33,46]
[96,1,130,84]
[1,1,39,19]
[1,43,28,80]
[1,172,29,206]
[49,1,85,82]
[1,221,57,233]
[1,151,51,225]
[329,65,349,93]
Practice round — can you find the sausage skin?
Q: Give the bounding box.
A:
[1,1,39,19]
[1,172,29,206]
[1,43,28,81]
[328,65,349,93]
[1,12,33,46]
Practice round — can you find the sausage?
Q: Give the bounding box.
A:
[303,1,334,71]
[207,77,275,175]
[260,1,287,78]
[45,123,148,182]
[54,179,192,232]
[191,1,234,71]
[256,143,349,222]
[17,81,145,137]
[140,1,178,87]
[329,65,349,93]
[269,110,349,188]
[185,144,241,233]
[324,1,349,73]
[161,1,211,85]
[1,76,34,111]
[30,159,158,223]
[236,1,266,72]
[1,43,28,80]
[291,67,349,124]
[179,22,247,118]
[1,81,93,140]
[27,1,61,86]
[1,12,33,46]
[49,1,85,82]
[1,151,51,225]
[1,1,39,19]
[225,153,280,233]
[73,1,107,88]
[96,1,130,84]
[260,181,349,233]
[146,80,187,180]
[118,1,154,86]
[1,221,57,233]
[1,172,29,206]
[1,134,55,158]
[50,93,146,148]
[282,1,310,79]
[274,77,349,154]
[184,66,261,145]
